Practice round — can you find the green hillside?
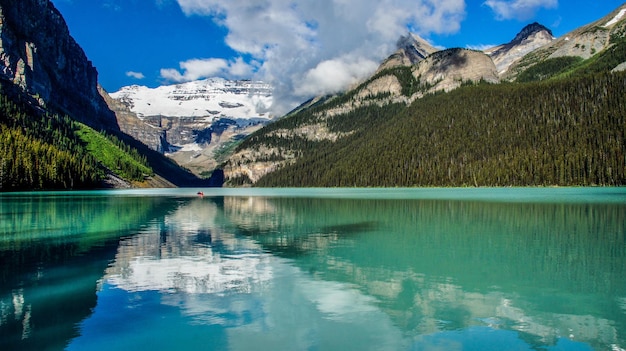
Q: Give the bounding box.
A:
[0,87,153,191]
[75,124,152,181]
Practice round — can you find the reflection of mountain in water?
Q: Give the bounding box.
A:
[95,198,406,350]
[105,198,273,294]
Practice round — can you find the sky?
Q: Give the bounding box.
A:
[53,0,626,114]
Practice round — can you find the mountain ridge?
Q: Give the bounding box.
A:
[504,3,626,80]
[103,14,597,183]
[486,22,555,74]
[110,78,272,119]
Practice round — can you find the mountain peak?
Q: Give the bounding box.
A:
[488,22,555,75]
[512,22,553,45]
[376,33,438,72]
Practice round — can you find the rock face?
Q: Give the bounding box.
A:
[486,22,555,75]
[100,86,165,151]
[0,0,118,130]
[413,48,499,93]
[546,6,626,61]
[377,33,438,72]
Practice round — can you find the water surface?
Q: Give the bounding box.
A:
[1,188,625,350]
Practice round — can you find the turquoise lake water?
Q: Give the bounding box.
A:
[1,188,625,350]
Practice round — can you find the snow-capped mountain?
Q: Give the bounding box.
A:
[109,78,274,177]
[110,78,273,119]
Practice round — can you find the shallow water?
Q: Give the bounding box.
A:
[1,188,625,350]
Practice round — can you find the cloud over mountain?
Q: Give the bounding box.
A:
[126,71,145,79]
[160,57,256,82]
[166,0,466,114]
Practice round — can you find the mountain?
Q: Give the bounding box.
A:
[222,43,500,184]
[0,0,208,190]
[0,0,117,130]
[485,22,555,75]
[111,78,272,119]
[504,5,626,80]
[219,4,626,187]
[109,78,273,176]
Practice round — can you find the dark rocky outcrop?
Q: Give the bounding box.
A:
[99,86,167,151]
[0,0,118,130]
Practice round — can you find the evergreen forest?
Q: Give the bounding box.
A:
[244,70,625,187]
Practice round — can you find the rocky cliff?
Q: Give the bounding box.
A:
[0,0,118,130]
[413,48,499,93]
[100,85,166,152]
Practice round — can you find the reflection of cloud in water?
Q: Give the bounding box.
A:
[106,201,273,295]
[106,254,273,294]
[96,197,625,350]
[163,199,221,233]
[300,279,379,321]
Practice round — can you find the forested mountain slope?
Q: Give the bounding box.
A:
[252,72,625,187]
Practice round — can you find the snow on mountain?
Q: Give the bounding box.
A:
[605,8,626,27]
[110,78,273,119]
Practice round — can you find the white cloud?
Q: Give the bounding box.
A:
[160,57,255,82]
[126,71,145,80]
[295,56,380,97]
[228,57,256,77]
[466,44,498,51]
[173,0,467,114]
[483,0,558,21]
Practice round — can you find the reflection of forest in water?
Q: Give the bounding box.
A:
[0,195,177,351]
[1,193,625,350]
[221,196,626,348]
[224,197,626,291]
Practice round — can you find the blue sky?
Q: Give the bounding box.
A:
[53,0,625,113]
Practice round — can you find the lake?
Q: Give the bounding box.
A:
[1,188,625,351]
